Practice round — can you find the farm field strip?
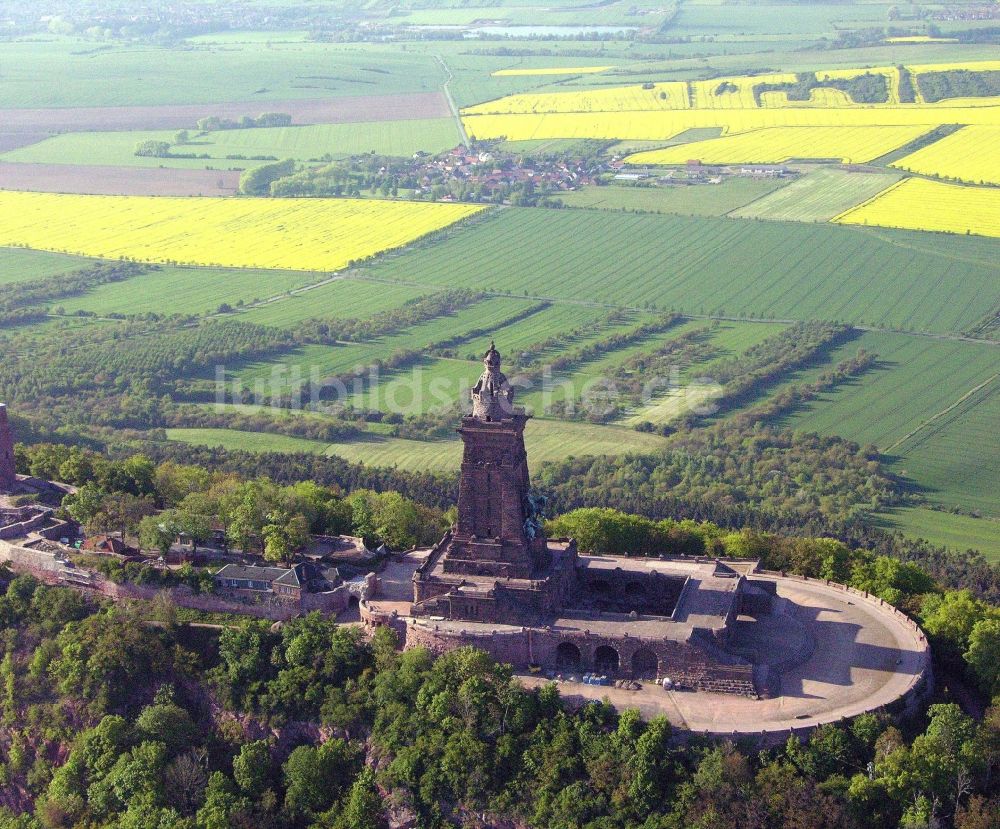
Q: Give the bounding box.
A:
[1,119,461,169]
[466,62,1000,117]
[876,507,1000,563]
[0,191,486,271]
[771,330,1000,519]
[0,92,452,133]
[227,296,539,391]
[165,418,670,472]
[624,125,930,165]
[891,125,1000,186]
[558,178,788,217]
[729,168,904,222]
[889,384,1000,518]
[359,208,1000,336]
[0,41,446,108]
[833,178,1000,239]
[779,332,999,450]
[0,162,240,197]
[56,265,326,318]
[462,104,1000,143]
[238,278,434,328]
[491,66,614,76]
[0,246,91,285]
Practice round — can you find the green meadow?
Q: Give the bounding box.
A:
[359,208,1000,336]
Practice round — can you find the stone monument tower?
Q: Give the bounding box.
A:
[444,342,547,580]
[0,405,17,493]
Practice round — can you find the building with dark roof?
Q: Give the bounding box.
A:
[214,561,342,602]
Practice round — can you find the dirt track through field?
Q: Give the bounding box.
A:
[0,91,451,133]
[0,162,240,196]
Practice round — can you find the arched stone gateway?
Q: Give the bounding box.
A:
[594,645,620,676]
[632,648,658,680]
[556,642,582,671]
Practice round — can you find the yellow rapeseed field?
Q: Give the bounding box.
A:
[908,60,1000,75]
[818,66,901,104]
[833,178,1000,238]
[463,82,689,114]
[463,105,996,142]
[892,125,1000,185]
[885,36,957,43]
[757,87,854,108]
[689,74,797,109]
[625,126,930,165]
[491,66,613,76]
[0,192,485,271]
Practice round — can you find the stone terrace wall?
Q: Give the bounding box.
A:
[754,570,934,720]
[0,509,52,541]
[369,607,757,696]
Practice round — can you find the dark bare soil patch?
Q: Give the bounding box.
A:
[0,132,50,152]
[0,162,240,196]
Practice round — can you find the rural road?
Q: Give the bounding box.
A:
[436,54,470,149]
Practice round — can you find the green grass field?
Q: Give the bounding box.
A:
[778,332,999,517]
[876,506,1000,563]
[238,278,433,328]
[166,417,670,471]
[0,246,90,285]
[728,168,904,222]
[0,41,444,107]
[227,295,540,395]
[57,265,326,317]
[2,120,460,168]
[359,207,1000,336]
[666,3,891,38]
[889,377,999,518]
[559,179,788,217]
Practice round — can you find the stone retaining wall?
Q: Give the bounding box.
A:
[361,601,756,696]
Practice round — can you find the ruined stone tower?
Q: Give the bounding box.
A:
[0,405,16,493]
[444,342,547,580]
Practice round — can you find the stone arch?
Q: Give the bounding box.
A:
[589,579,612,597]
[632,647,658,680]
[556,641,582,671]
[594,645,620,676]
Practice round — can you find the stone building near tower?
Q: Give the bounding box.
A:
[406,343,766,695]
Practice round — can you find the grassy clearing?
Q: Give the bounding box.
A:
[876,506,1000,562]
[166,417,669,472]
[0,246,91,285]
[2,120,460,168]
[361,207,1000,336]
[57,265,324,317]
[559,179,788,217]
[729,167,904,222]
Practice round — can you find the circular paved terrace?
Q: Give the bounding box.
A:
[366,555,931,737]
[519,574,930,737]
